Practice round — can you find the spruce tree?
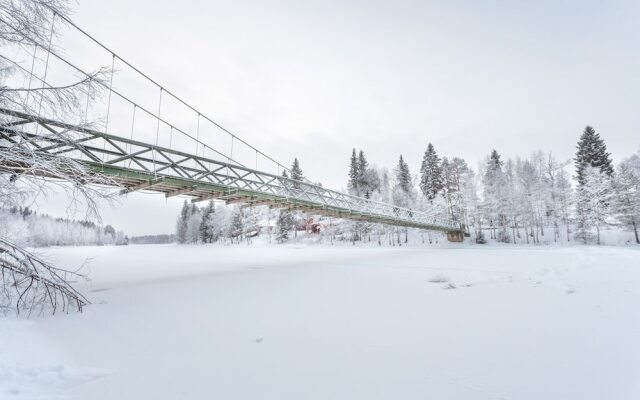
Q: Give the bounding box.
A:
[357,150,371,198]
[290,158,304,189]
[348,148,359,195]
[419,143,444,201]
[395,155,412,194]
[575,126,614,186]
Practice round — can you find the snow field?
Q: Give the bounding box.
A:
[1,244,639,399]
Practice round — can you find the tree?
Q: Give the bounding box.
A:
[419,143,443,201]
[228,206,244,242]
[575,126,614,186]
[0,0,111,315]
[199,201,216,243]
[348,148,359,195]
[555,168,573,242]
[104,225,116,239]
[290,158,304,189]
[394,155,413,195]
[357,150,370,198]
[176,200,190,244]
[442,157,471,225]
[575,166,613,244]
[276,209,294,242]
[186,204,202,243]
[364,166,381,198]
[614,153,640,244]
[482,150,508,240]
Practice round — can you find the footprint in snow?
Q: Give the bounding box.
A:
[255,337,264,344]
[442,283,457,290]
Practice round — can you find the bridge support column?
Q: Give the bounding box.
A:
[446,231,464,243]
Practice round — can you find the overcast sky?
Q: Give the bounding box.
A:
[36,0,640,235]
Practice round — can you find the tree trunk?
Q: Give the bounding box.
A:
[632,218,639,245]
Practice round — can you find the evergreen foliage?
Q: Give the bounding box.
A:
[419,143,443,201]
[290,158,304,189]
[575,126,614,186]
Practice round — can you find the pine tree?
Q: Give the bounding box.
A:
[348,148,359,195]
[419,143,444,201]
[575,126,614,186]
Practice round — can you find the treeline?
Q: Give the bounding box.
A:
[0,206,128,246]
[343,126,639,245]
[175,128,639,246]
[129,234,176,245]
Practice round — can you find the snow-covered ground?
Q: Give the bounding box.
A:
[1,244,639,399]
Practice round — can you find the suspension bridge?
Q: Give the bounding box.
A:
[0,10,464,241]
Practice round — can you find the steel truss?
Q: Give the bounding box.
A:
[0,108,462,232]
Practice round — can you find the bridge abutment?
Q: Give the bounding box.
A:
[446,231,464,243]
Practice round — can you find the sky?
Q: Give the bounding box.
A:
[35,0,640,235]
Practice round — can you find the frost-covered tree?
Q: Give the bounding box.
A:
[614,153,640,244]
[348,148,359,195]
[176,200,190,244]
[347,149,379,199]
[379,168,391,204]
[555,167,573,242]
[442,157,471,225]
[227,207,243,242]
[186,204,203,243]
[210,205,230,242]
[482,150,508,240]
[276,208,294,242]
[419,143,443,201]
[0,0,115,314]
[575,166,613,244]
[242,206,262,241]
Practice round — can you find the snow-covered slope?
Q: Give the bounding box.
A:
[2,244,639,399]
